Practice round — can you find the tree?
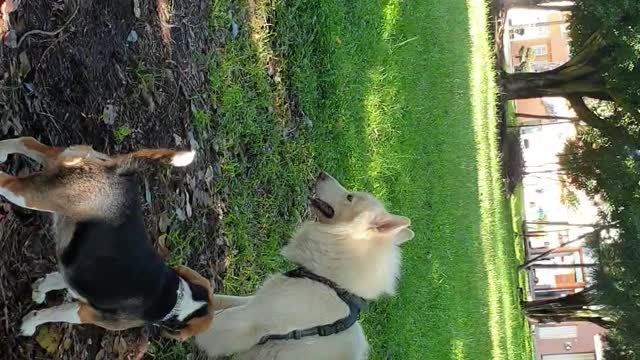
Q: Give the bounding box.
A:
[519,226,610,270]
[523,287,614,329]
[501,1,640,146]
[501,30,610,101]
[560,130,640,355]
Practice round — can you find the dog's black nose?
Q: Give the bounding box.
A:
[317,171,327,181]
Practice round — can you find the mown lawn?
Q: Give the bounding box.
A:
[157,0,532,359]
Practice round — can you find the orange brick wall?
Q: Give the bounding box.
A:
[511,12,569,119]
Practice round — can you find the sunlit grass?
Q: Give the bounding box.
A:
[468,1,530,359]
[154,0,532,358]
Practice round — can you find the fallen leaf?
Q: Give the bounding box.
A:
[18,51,30,76]
[158,212,170,233]
[133,0,141,18]
[141,89,155,112]
[157,234,169,257]
[127,30,139,43]
[205,166,214,183]
[186,174,196,191]
[100,336,113,353]
[95,349,106,360]
[173,133,183,146]
[35,325,62,354]
[231,20,239,39]
[102,105,117,125]
[117,336,128,355]
[185,192,192,218]
[144,177,151,206]
[11,117,23,135]
[188,131,199,151]
[175,208,186,222]
[267,60,275,77]
[63,337,72,351]
[3,29,17,48]
[193,189,211,207]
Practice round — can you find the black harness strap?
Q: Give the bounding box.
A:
[257,267,367,345]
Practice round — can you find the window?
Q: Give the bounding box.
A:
[531,45,548,56]
[538,325,578,340]
[542,354,595,360]
[523,139,530,149]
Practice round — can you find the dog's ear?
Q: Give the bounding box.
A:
[372,214,411,235]
[168,266,215,340]
[394,228,415,245]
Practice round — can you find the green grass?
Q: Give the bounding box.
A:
[511,183,525,238]
[113,126,131,144]
[506,100,518,127]
[157,0,533,358]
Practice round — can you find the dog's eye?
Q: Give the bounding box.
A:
[347,194,354,202]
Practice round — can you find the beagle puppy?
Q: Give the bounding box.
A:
[0,137,214,340]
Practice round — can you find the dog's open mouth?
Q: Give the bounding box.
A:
[309,197,335,219]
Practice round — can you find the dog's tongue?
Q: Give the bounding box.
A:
[310,198,335,219]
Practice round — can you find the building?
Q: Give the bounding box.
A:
[507,9,571,125]
[519,96,599,301]
[535,322,606,360]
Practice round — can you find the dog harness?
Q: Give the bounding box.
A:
[257,267,368,345]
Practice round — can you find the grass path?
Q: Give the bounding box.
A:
[161,0,533,358]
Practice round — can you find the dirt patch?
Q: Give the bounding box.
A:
[0,0,225,358]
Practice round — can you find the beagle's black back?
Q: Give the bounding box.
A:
[59,172,178,321]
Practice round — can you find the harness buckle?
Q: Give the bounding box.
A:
[318,325,334,337]
[292,329,303,340]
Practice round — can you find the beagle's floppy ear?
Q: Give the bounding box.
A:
[372,214,411,236]
[164,265,215,341]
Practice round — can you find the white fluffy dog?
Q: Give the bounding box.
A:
[196,172,414,359]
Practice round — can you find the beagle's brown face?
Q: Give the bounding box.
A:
[164,265,215,341]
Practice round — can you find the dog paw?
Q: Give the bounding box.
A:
[31,279,47,304]
[32,290,46,305]
[19,311,39,337]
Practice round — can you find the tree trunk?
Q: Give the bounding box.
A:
[567,95,639,147]
[525,286,595,309]
[501,30,611,100]
[523,287,613,328]
[502,71,609,100]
